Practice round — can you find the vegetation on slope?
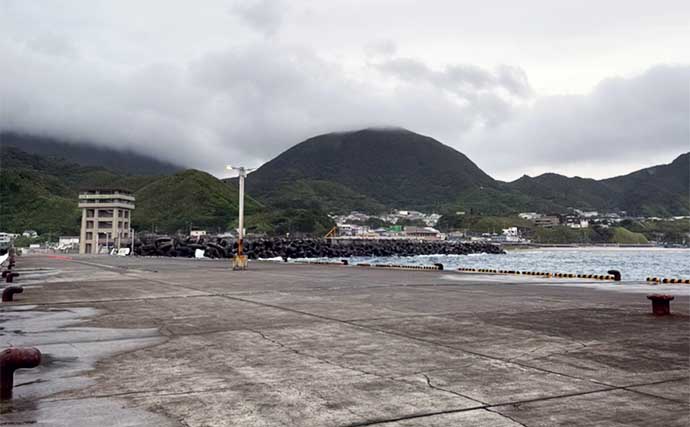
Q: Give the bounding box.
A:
[133,170,261,234]
[609,227,649,244]
[246,128,495,211]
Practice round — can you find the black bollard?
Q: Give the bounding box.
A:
[607,270,622,281]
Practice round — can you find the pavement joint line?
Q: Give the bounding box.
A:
[4,334,164,347]
[42,382,272,403]
[115,275,639,389]
[421,373,486,405]
[37,375,688,424]
[485,407,528,427]
[342,380,687,427]
[207,291,638,390]
[340,321,604,386]
[8,275,628,409]
[621,385,690,405]
[1,293,216,307]
[247,328,394,381]
[14,258,690,424]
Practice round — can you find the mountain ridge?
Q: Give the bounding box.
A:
[0,132,183,176]
[1,129,687,237]
[244,128,689,216]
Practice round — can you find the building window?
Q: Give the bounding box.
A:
[86,209,95,218]
[86,232,93,240]
[86,221,94,229]
[98,221,112,228]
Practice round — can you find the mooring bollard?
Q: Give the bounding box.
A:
[2,286,23,302]
[607,270,621,281]
[5,272,19,283]
[647,294,674,316]
[0,347,42,400]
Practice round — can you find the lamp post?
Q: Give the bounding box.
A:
[226,165,253,270]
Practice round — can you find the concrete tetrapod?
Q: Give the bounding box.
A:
[0,347,42,400]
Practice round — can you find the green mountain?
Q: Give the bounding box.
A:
[0,145,332,236]
[245,128,495,212]
[133,169,259,234]
[506,153,689,216]
[0,145,153,235]
[1,129,687,239]
[0,132,182,176]
[244,128,689,216]
[506,174,616,212]
[602,153,689,216]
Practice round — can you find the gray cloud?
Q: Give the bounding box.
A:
[230,0,285,37]
[0,1,688,181]
[464,65,690,179]
[375,58,533,100]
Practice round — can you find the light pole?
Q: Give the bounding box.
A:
[226,165,254,270]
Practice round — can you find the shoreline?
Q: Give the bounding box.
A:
[503,246,690,252]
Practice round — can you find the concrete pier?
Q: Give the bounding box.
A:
[1,255,688,426]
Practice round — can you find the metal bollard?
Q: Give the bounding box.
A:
[647,294,674,316]
[2,286,23,302]
[0,347,42,400]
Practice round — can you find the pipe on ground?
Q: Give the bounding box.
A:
[2,286,23,302]
[0,347,42,400]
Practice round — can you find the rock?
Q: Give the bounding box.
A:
[133,235,505,259]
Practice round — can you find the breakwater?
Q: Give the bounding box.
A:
[134,235,504,259]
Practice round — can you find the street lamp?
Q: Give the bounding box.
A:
[226,165,254,270]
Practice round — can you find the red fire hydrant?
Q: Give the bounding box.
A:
[0,347,42,400]
[647,294,674,316]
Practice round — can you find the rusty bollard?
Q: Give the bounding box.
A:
[2,286,23,302]
[4,272,19,283]
[647,294,674,316]
[0,347,42,400]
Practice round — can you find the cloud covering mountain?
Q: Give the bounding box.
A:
[1,0,688,180]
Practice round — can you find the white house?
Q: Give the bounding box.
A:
[519,212,541,220]
[58,236,80,249]
[501,227,520,242]
[0,232,18,244]
[22,230,38,238]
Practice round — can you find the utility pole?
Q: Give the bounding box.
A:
[227,165,254,270]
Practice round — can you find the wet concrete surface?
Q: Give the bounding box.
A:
[1,254,688,426]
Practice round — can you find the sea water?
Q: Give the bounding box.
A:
[295,247,690,280]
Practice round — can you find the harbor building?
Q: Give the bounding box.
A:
[78,189,135,254]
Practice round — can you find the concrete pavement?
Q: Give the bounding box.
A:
[1,254,688,426]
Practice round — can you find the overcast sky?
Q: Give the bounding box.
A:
[1,0,688,180]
